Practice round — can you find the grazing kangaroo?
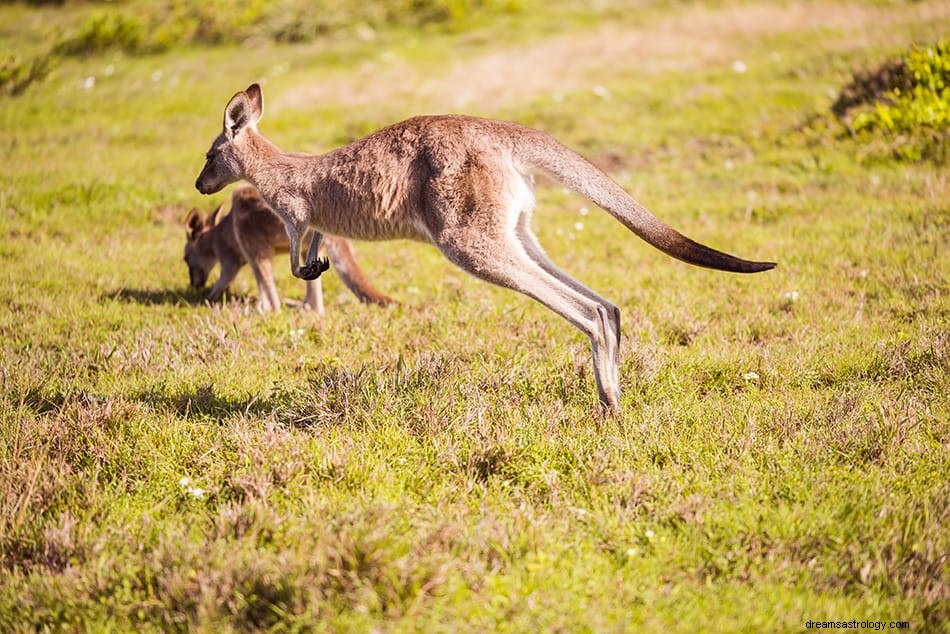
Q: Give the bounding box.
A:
[184,182,392,313]
[195,83,775,411]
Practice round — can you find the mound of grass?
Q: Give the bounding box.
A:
[833,41,949,163]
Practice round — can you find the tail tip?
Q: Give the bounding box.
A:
[751,261,777,273]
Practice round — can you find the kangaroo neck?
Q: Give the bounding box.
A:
[240,131,320,201]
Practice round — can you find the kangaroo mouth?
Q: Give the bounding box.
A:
[195,173,224,196]
[195,178,212,195]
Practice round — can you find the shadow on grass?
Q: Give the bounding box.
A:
[12,381,290,424]
[103,287,257,310]
[133,365,400,428]
[103,287,207,307]
[134,383,283,422]
[15,361,456,430]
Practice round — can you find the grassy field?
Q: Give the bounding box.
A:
[1,0,948,631]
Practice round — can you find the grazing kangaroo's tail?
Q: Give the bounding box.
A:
[323,237,395,306]
[519,133,776,273]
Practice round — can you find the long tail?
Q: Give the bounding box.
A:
[517,132,776,273]
[323,237,395,305]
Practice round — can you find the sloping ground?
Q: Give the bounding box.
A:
[276,0,950,112]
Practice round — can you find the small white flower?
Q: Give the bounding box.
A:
[188,487,206,499]
[626,548,638,557]
[732,60,747,73]
[574,221,584,231]
[179,477,191,487]
[783,291,799,302]
[82,76,96,90]
[645,529,655,539]
[743,371,760,381]
[592,85,611,99]
[578,206,589,216]
[290,328,305,338]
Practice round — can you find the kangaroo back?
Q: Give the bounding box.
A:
[517,131,776,273]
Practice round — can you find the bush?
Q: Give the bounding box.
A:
[50,0,524,55]
[0,53,55,98]
[54,11,147,56]
[834,42,949,163]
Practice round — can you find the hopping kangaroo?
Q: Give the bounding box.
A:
[185,183,392,313]
[195,83,775,411]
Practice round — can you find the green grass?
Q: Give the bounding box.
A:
[1,0,948,631]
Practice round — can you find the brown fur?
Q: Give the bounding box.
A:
[184,183,392,313]
[196,83,774,411]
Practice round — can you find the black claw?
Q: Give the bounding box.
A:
[299,257,330,280]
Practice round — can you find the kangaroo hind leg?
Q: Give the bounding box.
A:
[438,221,621,412]
[515,212,621,368]
[248,257,282,313]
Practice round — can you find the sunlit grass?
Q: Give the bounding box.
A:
[1,0,948,631]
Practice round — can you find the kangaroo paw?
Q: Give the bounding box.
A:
[299,256,330,280]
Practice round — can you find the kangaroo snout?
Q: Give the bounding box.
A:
[195,176,213,195]
[195,162,227,195]
[189,268,208,289]
[195,176,223,196]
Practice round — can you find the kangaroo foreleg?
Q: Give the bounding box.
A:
[207,260,241,302]
[285,220,325,280]
[299,231,330,280]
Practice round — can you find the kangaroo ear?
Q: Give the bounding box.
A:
[185,208,204,239]
[245,83,263,123]
[224,91,254,138]
[209,202,224,227]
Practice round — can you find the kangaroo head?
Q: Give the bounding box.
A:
[183,205,222,288]
[195,83,264,195]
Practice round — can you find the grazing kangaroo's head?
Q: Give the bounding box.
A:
[183,206,221,288]
[195,83,263,195]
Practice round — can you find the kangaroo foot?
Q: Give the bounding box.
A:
[299,256,330,280]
